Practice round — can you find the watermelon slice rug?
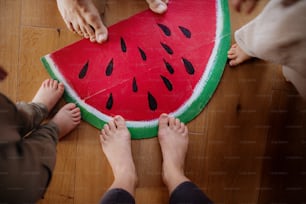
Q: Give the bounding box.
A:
[41,0,230,139]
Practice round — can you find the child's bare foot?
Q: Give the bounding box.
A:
[158,113,189,194]
[51,103,81,139]
[99,116,137,196]
[228,43,252,66]
[146,0,168,14]
[56,0,108,43]
[32,79,64,112]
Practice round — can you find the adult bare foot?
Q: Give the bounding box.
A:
[227,43,252,66]
[32,79,64,112]
[146,0,169,14]
[99,116,137,196]
[158,113,189,194]
[56,0,108,43]
[51,103,81,139]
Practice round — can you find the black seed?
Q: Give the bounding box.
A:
[148,92,157,111]
[79,60,89,79]
[160,42,173,55]
[160,75,173,91]
[132,77,138,92]
[106,93,113,110]
[179,26,191,38]
[182,58,195,75]
[163,59,174,74]
[105,59,114,76]
[138,47,147,61]
[157,23,171,36]
[120,37,127,52]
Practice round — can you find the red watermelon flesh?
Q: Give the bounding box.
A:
[42,0,230,138]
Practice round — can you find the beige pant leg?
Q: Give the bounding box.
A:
[235,0,306,98]
[282,66,306,100]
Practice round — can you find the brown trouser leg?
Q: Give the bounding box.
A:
[0,93,59,203]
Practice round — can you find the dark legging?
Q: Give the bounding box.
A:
[100,181,213,204]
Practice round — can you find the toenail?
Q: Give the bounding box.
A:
[97,34,107,43]
[157,3,166,11]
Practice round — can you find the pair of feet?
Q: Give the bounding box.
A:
[100,114,189,196]
[57,0,169,43]
[32,79,81,138]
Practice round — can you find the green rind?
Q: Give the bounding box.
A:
[41,0,230,139]
[178,0,231,122]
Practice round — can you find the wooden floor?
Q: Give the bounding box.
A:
[1,0,306,203]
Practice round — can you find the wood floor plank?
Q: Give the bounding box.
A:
[21,0,64,28]
[19,27,80,204]
[74,124,113,204]
[258,89,306,204]
[0,0,21,100]
[203,61,276,203]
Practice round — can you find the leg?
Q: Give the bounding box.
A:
[0,103,81,203]
[99,116,137,204]
[0,79,64,140]
[230,0,306,71]
[169,181,213,204]
[158,114,212,204]
[56,0,108,43]
[16,79,64,136]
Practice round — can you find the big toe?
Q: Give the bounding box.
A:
[148,0,167,14]
[93,23,108,43]
[65,102,77,110]
[158,113,169,129]
[114,115,126,129]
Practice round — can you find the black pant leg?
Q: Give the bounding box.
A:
[169,181,213,204]
[100,188,135,204]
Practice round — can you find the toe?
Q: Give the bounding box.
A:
[108,119,116,131]
[229,59,238,66]
[44,79,50,87]
[158,113,169,128]
[103,124,111,135]
[114,115,126,129]
[174,118,180,128]
[58,82,65,91]
[147,0,168,14]
[51,79,58,88]
[86,14,108,43]
[66,103,77,110]
[169,117,176,128]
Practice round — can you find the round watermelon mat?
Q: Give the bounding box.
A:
[41,0,230,139]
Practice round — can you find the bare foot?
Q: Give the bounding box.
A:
[99,116,137,196]
[51,103,81,139]
[227,43,252,66]
[146,0,169,14]
[56,0,108,43]
[32,79,64,112]
[158,113,189,194]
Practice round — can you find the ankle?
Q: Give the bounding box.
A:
[162,163,189,194]
[112,170,138,196]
